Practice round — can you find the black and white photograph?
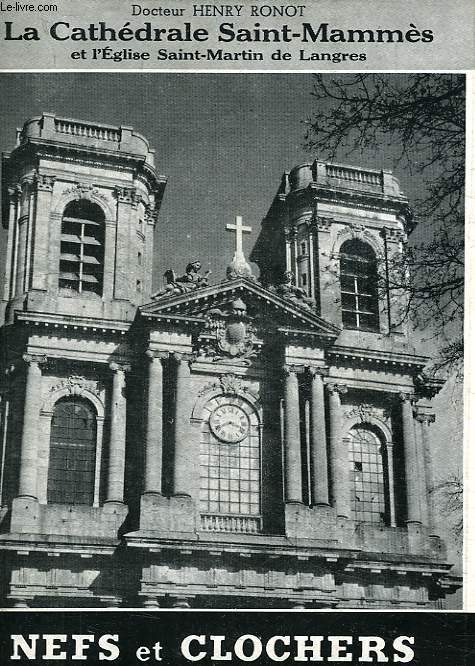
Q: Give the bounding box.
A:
[0,72,464,612]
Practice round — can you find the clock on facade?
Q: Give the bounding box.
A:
[209,404,250,443]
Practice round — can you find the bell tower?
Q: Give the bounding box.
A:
[1,112,167,324]
[251,159,412,336]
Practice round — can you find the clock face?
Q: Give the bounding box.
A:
[209,404,249,443]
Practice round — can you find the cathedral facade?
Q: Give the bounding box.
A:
[0,113,460,607]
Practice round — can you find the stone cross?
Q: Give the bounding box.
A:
[226,215,252,257]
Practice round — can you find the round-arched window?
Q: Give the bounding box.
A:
[59,199,105,295]
[340,239,380,332]
[47,397,97,505]
[199,395,260,520]
[348,424,388,524]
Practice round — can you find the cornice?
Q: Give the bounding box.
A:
[327,345,428,372]
[283,183,412,228]
[122,534,455,576]
[15,310,130,336]
[8,139,166,195]
[141,278,340,339]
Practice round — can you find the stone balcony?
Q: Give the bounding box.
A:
[16,112,155,166]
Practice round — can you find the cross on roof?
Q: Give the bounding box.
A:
[226,215,252,256]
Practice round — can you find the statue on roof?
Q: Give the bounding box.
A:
[152,261,210,299]
[268,270,315,310]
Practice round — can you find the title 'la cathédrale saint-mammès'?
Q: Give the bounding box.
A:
[0,113,460,608]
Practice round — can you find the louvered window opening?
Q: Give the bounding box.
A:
[47,398,97,505]
[340,240,380,332]
[59,201,105,295]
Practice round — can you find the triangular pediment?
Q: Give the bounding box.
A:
[140,277,340,340]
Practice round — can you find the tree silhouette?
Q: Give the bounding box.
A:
[305,74,464,373]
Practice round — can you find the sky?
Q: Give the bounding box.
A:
[0,73,464,586]
[0,73,429,288]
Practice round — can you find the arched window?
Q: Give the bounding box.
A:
[59,200,105,295]
[47,398,97,505]
[340,240,380,331]
[199,395,261,532]
[348,425,388,524]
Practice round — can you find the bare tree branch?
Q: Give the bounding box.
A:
[304,74,465,373]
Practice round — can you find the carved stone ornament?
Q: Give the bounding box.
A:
[345,403,390,423]
[8,184,22,203]
[336,224,380,250]
[114,186,141,207]
[315,216,332,233]
[415,412,436,425]
[196,300,258,363]
[63,182,107,203]
[49,375,104,398]
[36,173,56,192]
[326,383,348,396]
[145,203,158,225]
[197,373,258,401]
[267,271,315,311]
[219,374,243,394]
[382,227,406,244]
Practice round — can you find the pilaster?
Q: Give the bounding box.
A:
[31,173,55,291]
[311,215,334,322]
[3,185,21,302]
[172,353,194,497]
[113,187,136,302]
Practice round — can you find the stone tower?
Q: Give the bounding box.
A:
[0,119,460,608]
[1,112,167,324]
[251,160,411,335]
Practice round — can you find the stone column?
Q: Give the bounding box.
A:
[416,412,437,535]
[326,383,349,518]
[400,394,421,524]
[313,217,333,321]
[173,354,193,497]
[283,366,303,504]
[18,354,45,499]
[308,368,329,506]
[144,350,167,495]
[31,174,55,291]
[144,205,157,301]
[105,362,129,504]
